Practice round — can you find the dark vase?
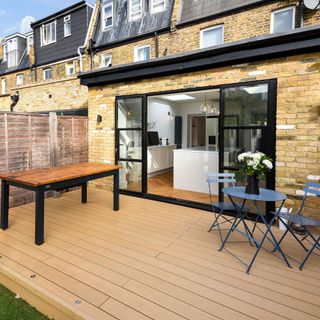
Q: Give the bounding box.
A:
[245,175,260,195]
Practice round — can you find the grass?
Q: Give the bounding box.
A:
[0,283,49,320]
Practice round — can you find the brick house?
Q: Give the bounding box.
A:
[78,0,320,215]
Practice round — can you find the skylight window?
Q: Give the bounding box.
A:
[129,0,142,21]
[150,0,166,13]
[162,94,196,101]
[102,2,113,29]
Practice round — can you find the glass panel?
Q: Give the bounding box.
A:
[223,84,268,126]
[119,130,142,160]
[223,128,262,167]
[273,9,294,33]
[119,161,142,192]
[202,26,223,48]
[117,98,142,129]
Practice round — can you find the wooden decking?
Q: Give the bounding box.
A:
[0,189,319,320]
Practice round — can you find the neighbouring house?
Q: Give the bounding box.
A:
[0,0,93,114]
[78,0,320,216]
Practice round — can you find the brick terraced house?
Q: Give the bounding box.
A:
[0,1,93,114]
[78,0,320,216]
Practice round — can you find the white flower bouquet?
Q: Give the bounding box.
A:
[237,151,273,180]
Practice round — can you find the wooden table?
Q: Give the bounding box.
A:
[0,163,122,245]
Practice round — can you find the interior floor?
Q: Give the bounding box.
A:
[147,170,217,204]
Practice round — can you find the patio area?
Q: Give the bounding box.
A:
[0,189,319,320]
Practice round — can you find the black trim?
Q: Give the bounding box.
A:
[176,0,279,28]
[79,26,320,87]
[31,1,86,27]
[31,108,88,116]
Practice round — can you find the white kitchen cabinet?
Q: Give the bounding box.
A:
[148,145,176,174]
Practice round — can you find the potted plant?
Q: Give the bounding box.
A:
[236,151,273,195]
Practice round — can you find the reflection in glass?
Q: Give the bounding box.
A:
[224,84,268,126]
[117,98,142,129]
[119,161,142,192]
[119,130,142,160]
[224,129,262,167]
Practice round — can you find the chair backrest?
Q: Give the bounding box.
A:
[207,173,236,187]
[297,182,320,215]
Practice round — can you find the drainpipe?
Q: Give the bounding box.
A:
[77,3,97,72]
[299,0,304,27]
[155,32,159,58]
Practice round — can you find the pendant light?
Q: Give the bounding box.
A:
[200,93,210,113]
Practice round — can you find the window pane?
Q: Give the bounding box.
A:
[223,84,268,126]
[202,27,223,48]
[119,161,142,192]
[119,130,142,160]
[273,9,294,33]
[223,129,263,167]
[117,98,142,128]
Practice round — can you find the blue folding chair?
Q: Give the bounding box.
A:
[207,173,249,242]
[274,182,320,270]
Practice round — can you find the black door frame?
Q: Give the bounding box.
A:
[115,78,277,217]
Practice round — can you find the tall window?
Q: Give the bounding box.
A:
[150,0,166,13]
[64,15,72,37]
[43,68,52,80]
[200,25,224,49]
[41,21,56,46]
[100,55,112,68]
[271,7,295,33]
[134,45,151,62]
[16,74,24,86]
[27,34,33,53]
[102,2,113,29]
[1,79,6,95]
[3,44,8,61]
[129,0,142,21]
[7,39,18,68]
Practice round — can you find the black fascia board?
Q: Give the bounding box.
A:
[79,26,320,87]
[31,1,86,27]
[176,0,279,28]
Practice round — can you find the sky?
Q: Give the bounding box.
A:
[0,0,94,39]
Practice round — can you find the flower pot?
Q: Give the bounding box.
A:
[245,175,260,195]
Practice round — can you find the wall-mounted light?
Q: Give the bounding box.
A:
[97,115,102,123]
[168,112,175,121]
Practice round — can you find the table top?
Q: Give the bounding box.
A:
[222,186,287,202]
[0,162,122,187]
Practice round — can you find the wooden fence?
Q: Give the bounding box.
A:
[0,112,88,207]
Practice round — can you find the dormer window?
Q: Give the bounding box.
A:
[129,0,142,21]
[150,0,166,13]
[102,2,113,29]
[7,39,18,68]
[64,15,72,37]
[41,21,56,46]
[3,44,8,62]
[271,7,295,34]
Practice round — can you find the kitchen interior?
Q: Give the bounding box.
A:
[147,89,222,203]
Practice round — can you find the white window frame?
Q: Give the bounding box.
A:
[134,44,151,62]
[3,44,8,61]
[40,20,57,46]
[200,25,224,49]
[43,68,52,80]
[64,15,72,37]
[101,3,113,30]
[16,74,24,86]
[1,79,6,95]
[129,0,142,21]
[66,62,75,76]
[270,6,295,34]
[150,0,166,14]
[100,54,112,68]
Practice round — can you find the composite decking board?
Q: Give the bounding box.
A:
[0,190,319,320]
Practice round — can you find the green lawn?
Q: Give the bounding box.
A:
[0,283,49,320]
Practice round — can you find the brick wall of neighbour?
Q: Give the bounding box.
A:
[86,52,320,217]
[91,0,320,67]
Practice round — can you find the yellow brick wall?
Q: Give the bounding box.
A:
[87,52,320,216]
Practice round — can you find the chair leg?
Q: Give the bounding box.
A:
[299,236,320,270]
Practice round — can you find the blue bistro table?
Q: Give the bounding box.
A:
[220,186,290,273]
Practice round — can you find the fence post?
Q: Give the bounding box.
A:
[49,112,58,168]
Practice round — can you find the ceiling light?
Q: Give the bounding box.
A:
[162,94,195,101]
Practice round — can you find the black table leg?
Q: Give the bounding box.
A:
[35,188,45,245]
[113,170,119,211]
[1,180,9,230]
[81,182,87,203]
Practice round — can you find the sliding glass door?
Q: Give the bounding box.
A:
[116,96,147,194]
